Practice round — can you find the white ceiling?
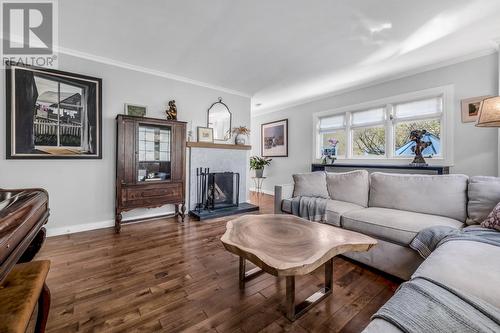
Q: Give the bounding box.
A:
[59,0,500,113]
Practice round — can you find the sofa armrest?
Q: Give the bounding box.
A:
[274,184,294,214]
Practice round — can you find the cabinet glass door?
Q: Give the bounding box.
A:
[137,124,171,182]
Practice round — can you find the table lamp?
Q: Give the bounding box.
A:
[476,96,500,127]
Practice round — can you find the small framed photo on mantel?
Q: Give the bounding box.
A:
[197,127,214,143]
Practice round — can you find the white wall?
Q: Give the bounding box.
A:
[251,53,499,193]
[0,54,251,235]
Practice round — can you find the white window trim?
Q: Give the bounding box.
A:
[312,85,454,166]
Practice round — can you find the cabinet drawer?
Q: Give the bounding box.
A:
[124,183,182,203]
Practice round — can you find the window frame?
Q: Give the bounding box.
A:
[312,85,454,166]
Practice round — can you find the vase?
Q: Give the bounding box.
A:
[255,168,264,178]
[235,134,246,145]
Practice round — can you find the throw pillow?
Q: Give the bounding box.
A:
[292,172,329,198]
[481,202,500,231]
[326,170,369,207]
[467,176,500,225]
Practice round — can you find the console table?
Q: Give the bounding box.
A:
[312,163,450,175]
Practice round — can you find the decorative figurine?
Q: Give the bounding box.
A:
[166,100,177,120]
[409,129,431,166]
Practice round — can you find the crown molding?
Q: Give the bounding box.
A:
[252,47,498,117]
[57,46,252,98]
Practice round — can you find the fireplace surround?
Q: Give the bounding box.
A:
[187,145,258,220]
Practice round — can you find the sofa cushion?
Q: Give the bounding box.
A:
[369,172,468,222]
[292,172,329,198]
[281,198,362,227]
[467,176,500,225]
[412,240,500,309]
[325,200,365,227]
[341,207,463,246]
[326,170,369,207]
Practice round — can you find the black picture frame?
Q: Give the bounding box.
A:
[5,61,102,159]
[261,119,288,157]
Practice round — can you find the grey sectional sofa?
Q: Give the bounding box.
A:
[363,238,500,332]
[275,170,500,332]
[276,171,469,280]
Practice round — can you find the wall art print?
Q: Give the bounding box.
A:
[6,62,102,159]
[261,119,288,157]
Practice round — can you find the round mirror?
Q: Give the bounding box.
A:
[207,98,231,141]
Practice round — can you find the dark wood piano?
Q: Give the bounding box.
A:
[0,188,51,332]
[0,188,49,282]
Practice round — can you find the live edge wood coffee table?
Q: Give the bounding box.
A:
[220,214,377,321]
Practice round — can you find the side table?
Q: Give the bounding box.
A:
[251,177,266,195]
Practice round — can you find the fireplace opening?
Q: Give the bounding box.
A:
[207,172,239,209]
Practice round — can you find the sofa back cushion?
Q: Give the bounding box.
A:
[369,172,468,222]
[326,170,369,207]
[467,176,500,225]
[292,172,329,198]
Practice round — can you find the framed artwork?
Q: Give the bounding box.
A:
[461,96,491,123]
[6,62,102,159]
[124,103,147,117]
[261,119,288,157]
[197,127,214,143]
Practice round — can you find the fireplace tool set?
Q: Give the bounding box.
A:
[195,167,210,212]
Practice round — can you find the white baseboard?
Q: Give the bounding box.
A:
[46,219,114,237]
[46,210,176,237]
[249,188,275,195]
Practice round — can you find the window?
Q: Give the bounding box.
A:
[393,97,442,157]
[318,114,346,157]
[351,108,386,157]
[313,87,451,163]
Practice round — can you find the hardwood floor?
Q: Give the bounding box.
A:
[38,193,399,332]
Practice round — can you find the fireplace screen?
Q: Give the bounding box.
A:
[194,169,240,211]
[208,172,239,209]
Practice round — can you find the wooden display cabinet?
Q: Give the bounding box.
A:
[115,115,186,233]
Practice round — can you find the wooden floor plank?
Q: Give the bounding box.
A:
[36,193,399,332]
[339,288,395,333]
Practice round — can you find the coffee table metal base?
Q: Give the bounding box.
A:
[238,257,334,321]
[239,257,264,289]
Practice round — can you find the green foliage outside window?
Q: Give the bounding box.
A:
[352,127,385,156]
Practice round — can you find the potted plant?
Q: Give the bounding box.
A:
[232,126,250,145]
[250,156,272,178]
